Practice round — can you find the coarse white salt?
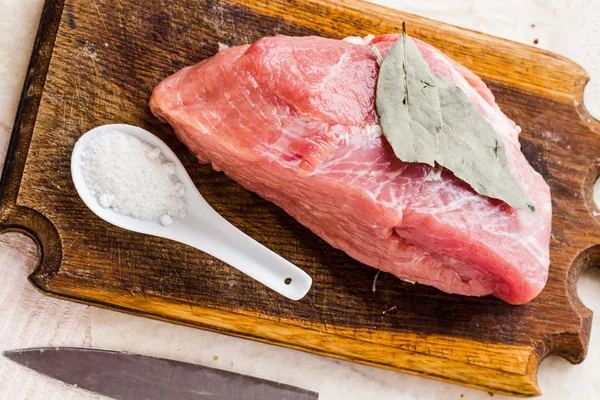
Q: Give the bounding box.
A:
[81,129,187,226]
[147,147,161,160]
[160,214,174,226]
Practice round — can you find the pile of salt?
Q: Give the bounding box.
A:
[80,129,186,226]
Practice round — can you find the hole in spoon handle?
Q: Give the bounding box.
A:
[181,211,312,300]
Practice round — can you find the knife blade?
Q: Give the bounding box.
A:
[3,347,318,400]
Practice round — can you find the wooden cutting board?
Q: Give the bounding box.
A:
[1,0,599,396]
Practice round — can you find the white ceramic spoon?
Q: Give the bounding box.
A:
[71,124,312,300]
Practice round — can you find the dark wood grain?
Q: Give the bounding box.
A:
[1,0,599,396]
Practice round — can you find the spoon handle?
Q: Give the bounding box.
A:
[174,202,312,301]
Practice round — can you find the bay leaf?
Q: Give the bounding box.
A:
[433,73,536,212]
[375,28,442,166]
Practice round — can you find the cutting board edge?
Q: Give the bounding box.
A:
[24,274,543,397]
[560,244,598,362]
[0,0,66,209]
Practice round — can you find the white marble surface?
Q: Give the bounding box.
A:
[0,0,599,399]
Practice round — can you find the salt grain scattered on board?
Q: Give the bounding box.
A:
[81,129,186,226]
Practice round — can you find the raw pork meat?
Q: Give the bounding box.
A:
[150,34,551,304]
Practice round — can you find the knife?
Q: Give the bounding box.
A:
[3,347,319,400]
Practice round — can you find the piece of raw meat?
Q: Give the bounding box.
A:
[150,34,551,304]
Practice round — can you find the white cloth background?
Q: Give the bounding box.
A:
[0,0,599,399]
